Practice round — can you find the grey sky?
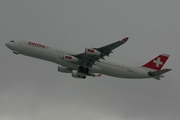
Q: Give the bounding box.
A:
[0,0,180,120]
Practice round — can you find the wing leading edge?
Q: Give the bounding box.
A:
[75,37,129,67]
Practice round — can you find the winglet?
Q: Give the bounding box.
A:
[122,37,129,42]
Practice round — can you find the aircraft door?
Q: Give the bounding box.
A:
[18,41,23,47]
[49,48,54,54]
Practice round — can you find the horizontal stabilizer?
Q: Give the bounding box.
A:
[148,69,172,76]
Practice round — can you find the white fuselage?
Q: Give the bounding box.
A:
[5,40,150,79]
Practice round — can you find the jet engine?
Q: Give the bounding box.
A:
[72,70,86,79]
[58,66,72,73]
[63,54,79,63]
[85,48,101,56]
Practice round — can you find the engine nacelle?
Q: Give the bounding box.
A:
[85,48,101,56]
[58,66,72,73]
[72,70,86,79]
[63,54,79,63]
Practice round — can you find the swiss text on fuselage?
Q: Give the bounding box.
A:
[28,42,47,48]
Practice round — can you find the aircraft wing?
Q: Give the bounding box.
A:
[75,37,129,67]
[96,37,129,56]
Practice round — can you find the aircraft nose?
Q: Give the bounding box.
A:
[5,42,9,47]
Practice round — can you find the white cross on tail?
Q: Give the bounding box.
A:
[153,57,163,67]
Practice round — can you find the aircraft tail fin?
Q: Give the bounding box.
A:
[142,54,170,70]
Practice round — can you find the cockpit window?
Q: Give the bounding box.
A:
[10,40,14,42]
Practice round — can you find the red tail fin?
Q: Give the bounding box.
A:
[142,54,170,70]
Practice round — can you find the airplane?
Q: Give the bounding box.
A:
[5,37,171,80]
